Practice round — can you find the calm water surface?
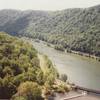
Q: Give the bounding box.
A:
[32,40,100,91]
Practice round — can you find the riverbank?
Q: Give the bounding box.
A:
[54,90,100,100]
[22,37,100,61]
[66,50,100,62]
[45,41,100,62]
[21,37,100,99]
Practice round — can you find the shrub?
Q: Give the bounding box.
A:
[15,81,43,100]
[60,74,68,82]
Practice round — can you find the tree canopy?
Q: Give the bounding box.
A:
[0,32,58,99]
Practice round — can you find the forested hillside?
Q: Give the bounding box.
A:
[0,32,60,99]
[0,5,100,56]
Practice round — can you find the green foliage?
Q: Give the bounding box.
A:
[54,44,64,51]
[0,6,100,56]
[42,55,58,85]
[0,76,16,99]
[0,32,58,99]
[0,33,41,98]
[12,96,26,100]
[13,81,43,100]
[56,83,71,93]
[36,69,44,85]
[60,74,68,82]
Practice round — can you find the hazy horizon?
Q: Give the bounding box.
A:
[0,0,100,11]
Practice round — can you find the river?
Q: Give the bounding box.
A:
[31,39,100,91]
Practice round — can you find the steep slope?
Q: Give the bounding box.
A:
[0,32,58,99]
[0,5,100,56]
[0,5,100,35]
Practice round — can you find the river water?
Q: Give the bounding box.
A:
[31,40,100,91]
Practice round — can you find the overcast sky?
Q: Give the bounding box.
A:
[0,0,100,11]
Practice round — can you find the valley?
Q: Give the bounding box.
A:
[29,38,100,91]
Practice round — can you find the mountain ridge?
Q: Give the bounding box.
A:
[0,4,100,56]
[0,5,100,34]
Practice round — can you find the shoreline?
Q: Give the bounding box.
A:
[21,37,100,62]
[53,90,100,100]
[21,37,100,99]
[66,50,100,61]
[45,41,100,62]
[21,37,100,89]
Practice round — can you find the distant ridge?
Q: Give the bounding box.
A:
[0,4,100,56]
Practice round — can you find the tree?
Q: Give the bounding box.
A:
[60,74,68,82]
[0,76,16,99]
[15,81,43,100]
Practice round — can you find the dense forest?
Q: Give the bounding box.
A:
[0,5,100,56]
[0,4,100,99]
[0,32,71,100]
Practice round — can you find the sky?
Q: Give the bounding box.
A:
[0,0,100,11]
